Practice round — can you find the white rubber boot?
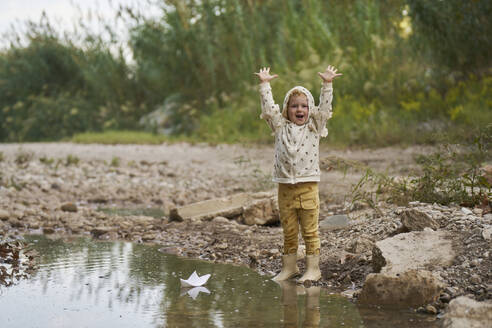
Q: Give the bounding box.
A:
[272,254,299,281]
[297,255,321,283]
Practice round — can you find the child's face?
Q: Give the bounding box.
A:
[287,94,309,125]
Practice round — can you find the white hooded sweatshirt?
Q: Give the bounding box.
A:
[259,82,333,184]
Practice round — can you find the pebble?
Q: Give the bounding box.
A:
[439,293,451,303]
[61,202,77,212]
[0,209,10,221]
[425,305,438,315]
[472,208,483,215]
[482,226,492,240]
[461,207,473,215]
[470,274,482,284]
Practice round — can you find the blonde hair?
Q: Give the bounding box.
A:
[288,90,306,105]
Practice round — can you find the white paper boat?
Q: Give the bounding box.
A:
[180,271,211,287]
[180,286,211,300]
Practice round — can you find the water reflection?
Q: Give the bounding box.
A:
[0,235,440,328]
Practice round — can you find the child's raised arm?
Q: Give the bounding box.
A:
[313,65,342,137]
[254,67,278,84]
[255,67,282,132]
[318,65,342,83]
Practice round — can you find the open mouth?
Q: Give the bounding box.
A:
[295,114,305,120]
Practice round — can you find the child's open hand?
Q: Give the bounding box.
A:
[318,65,342,83]
[255,67,278,84]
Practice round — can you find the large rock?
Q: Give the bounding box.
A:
[358,270,444,307]
[372,229,455,273]
[360,229,455,308]
[442,296,492,328]
[169,192,278,225]
[400,208,439,231]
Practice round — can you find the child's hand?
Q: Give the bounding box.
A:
[318,65,342,83]
[255,67,278,84]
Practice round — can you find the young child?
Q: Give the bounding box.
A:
[255,66,342,282]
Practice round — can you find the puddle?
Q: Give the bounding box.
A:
[0,235,440,327]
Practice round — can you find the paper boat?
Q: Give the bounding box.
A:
[180,271,211,287]
[180,286,211,300]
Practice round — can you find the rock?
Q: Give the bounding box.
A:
[0,209,9,221]
[426,305,438,315]
[242,197,279,225]
[158,246,180,255]
[9,218,23,228]
[461,207,473,215]
[358,270,444,307]
[169,192,278,224]
[440,293,452,303]
[442,296,492,328]
[61,202,77,212]
[345,237,374,254]
[470,274,482,285]
[482,225,492,240]
[372,230,455,274]
[212,216,230,224]
[142,233,157,241]
[319,215,350,231]
[445,286,458,297]
[90,227,114,238]
[400,208,439,231]
[472,208,483,216]
[43,227,55,234]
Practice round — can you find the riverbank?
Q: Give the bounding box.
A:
[0,143,490,315]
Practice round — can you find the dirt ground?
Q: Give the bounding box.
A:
[1,142,489,312]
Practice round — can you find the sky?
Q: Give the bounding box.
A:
[0,0,156,49]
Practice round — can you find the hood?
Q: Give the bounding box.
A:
[281,86,315,121]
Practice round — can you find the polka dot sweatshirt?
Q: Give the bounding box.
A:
[259,82,333,184]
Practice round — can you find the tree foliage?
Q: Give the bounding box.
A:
[407,0,492,75]
[0,0,490,142]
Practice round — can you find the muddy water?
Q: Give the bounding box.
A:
[0,236,439,328]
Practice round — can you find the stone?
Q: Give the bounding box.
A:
[61,202,77,212]
[169,192,277,223]
[0,209,9,221]
[345,237,374,254]
[319,215,350,231]
[242,197,279,225]
[142,233,157,241]
[212,216,230,224]
[442,296,492,328]
[90,227,114,238]
[470,274,482,285]
[426,305,438,315]
[482,225,492,241]
[43,227,55,234]
[358,270,444,307]
[400,208,439,231]
[461,207,473,215]
[440,293,452,303]
[372,230,455,274]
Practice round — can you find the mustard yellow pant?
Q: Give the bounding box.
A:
[278,182,320,255]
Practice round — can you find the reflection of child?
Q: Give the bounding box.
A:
[255,66,342,282]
